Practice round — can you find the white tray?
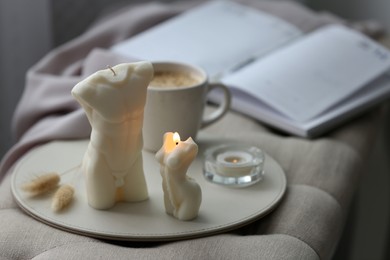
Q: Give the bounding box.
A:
[11,137,286,241]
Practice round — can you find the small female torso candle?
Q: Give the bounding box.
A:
[156,132,201,221]
[71,62,153,209]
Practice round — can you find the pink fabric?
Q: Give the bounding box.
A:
[0,0,346,179]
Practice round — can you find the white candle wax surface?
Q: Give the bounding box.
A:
[216,151,254,177]
[71,61,153,210]
[156,132,202,221]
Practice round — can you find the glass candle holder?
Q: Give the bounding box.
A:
[203,144,265,188]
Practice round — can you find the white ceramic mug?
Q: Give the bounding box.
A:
[143,61,231,152]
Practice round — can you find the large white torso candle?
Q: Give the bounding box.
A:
[156,132,201,221]
[72,62,153,209]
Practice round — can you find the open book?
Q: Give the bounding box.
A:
[111,0,390,137]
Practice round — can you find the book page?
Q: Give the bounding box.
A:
[226,71,390,137]
[222,25,390,122]
[111,0,302,79]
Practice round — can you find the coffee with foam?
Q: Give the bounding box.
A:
[150,71,201,88]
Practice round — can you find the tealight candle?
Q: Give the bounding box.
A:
[204,144,265,187]
[71,61,153,210]
[155,132,202,221]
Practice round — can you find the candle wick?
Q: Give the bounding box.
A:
[176,142,179,145]
[106,65,116,76]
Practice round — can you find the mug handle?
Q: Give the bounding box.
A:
[201,83,231,128]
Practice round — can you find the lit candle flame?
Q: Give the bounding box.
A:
[225,156,241,164]
[173,132,180,145]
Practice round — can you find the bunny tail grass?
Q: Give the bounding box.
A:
[51,184,75,212]
[22,172,60,196]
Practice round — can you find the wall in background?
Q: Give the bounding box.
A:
[0,0,52,157]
